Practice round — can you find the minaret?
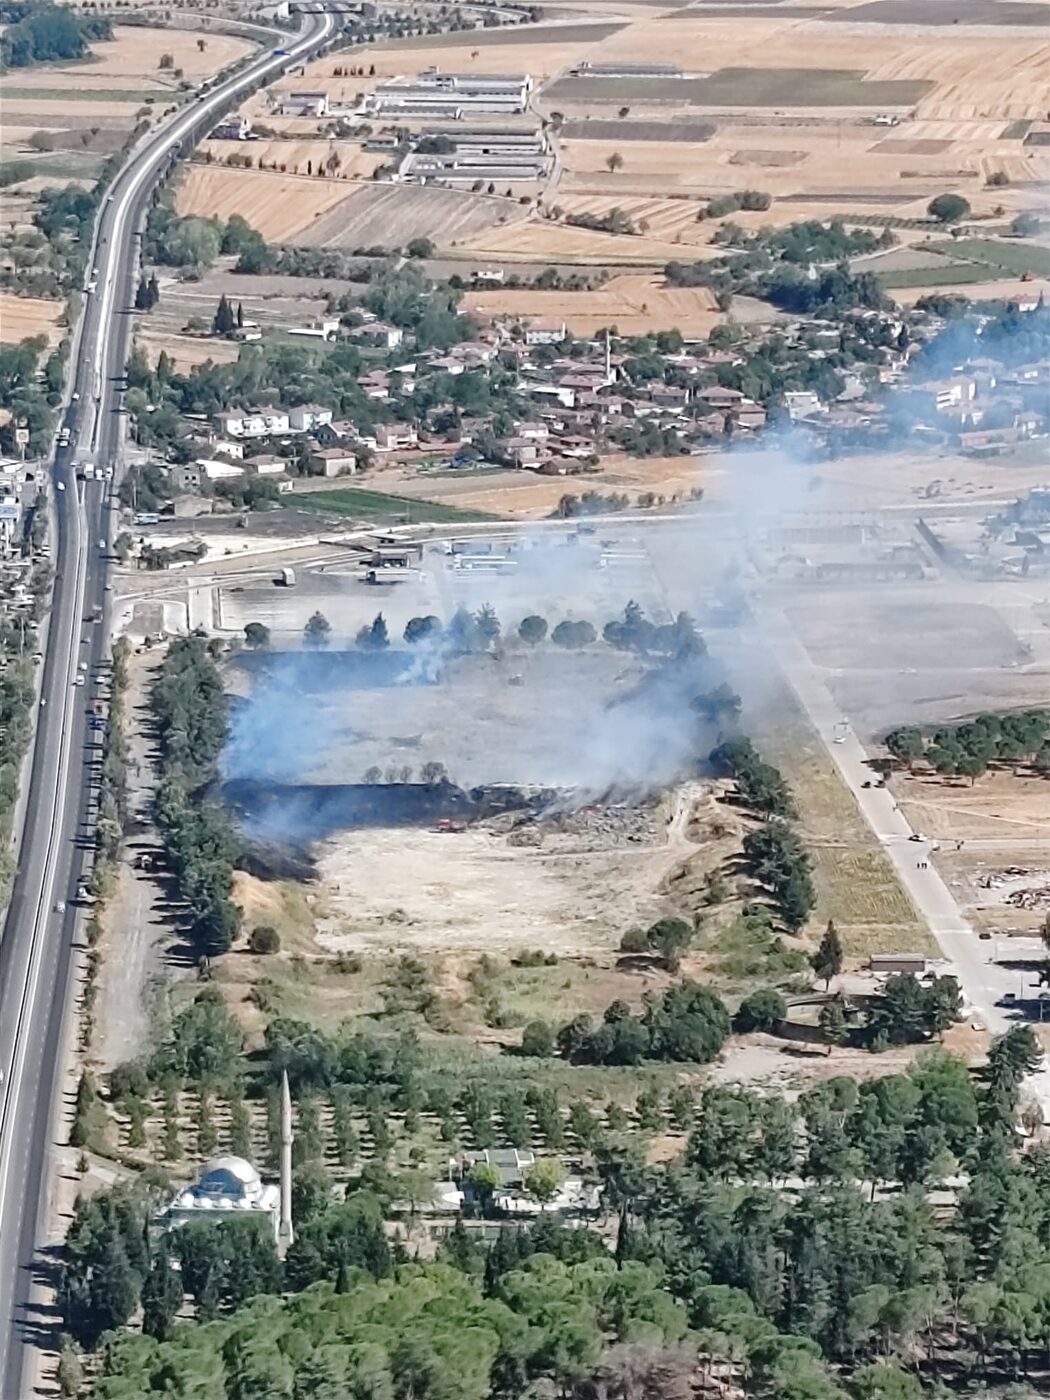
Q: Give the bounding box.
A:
[604,328,612,383]
[277,1069,294,1257]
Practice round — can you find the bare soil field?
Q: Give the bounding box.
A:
[0,291,65,344]
[464,271,726,335]
[176,165,353,242]
[296,182,528,251]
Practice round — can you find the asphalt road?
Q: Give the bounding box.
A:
[0,11,336,1395]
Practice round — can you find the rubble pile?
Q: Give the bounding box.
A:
[976,867,1050,909]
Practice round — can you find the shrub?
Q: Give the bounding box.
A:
[927,193,970,225]
[250,925,281,955]
[521,1021,555,1058]
[734,987,787,1033]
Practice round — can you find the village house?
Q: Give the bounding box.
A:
[783,390,824,420]
[350,321,404,350]
[170,463,202,493]
[523,318,567,346]
[197,457,245,481]
[499,436,541,466]
[375,422,418,451]
[513,420,549,440]
[288,404,333,433]
[213,408,291,439]
[308,446,358,477]
[243,453,287,476]
[358,370,391,400]
[288,317,340,343]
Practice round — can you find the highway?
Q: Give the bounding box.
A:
[0,9,336,1395]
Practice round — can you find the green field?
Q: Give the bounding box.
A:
[879,260,1005,289]
[2,86,172,103]
[928,237,1050,279]
[547,67,933,108]
[291,487,495,525]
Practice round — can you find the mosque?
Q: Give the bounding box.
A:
[160,1072,295,1254]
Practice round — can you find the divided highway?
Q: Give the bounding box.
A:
[0,10,336,1394]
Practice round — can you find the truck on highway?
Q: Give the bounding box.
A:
[81,464,95,480]
[277,566,296,587]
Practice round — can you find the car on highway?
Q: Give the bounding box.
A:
[73,676,85,686]
[56,482,65,491]
[53,900,65,914]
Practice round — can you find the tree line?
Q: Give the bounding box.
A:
[886,709,1050,782]
[0,0,111,67]
[151,633,240,956]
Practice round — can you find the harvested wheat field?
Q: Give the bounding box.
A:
[455,217,712,265]
[465,273,729,336]
[135,330,241,372]
[379,452,716,520]
[0,292,65,345]
[176,166,353,242]
[295,182,527,250]
[198,140,385,181]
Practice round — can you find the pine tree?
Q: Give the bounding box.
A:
[236,300,244,328]
[148,273,160,307]
[812,919,844,989]
[134,276,151,311]
[141,1238,182,1340]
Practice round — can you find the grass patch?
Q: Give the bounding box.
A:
[927,237,1050,279]
[1,85,174,103]
[748,686,929,956]
[879,260,1006,289]
[291,487,496,525]
[547,68,933,108]
[701,913,810,993]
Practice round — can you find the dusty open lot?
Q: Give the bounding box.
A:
[0,291,66,345]
[10,25,251,88]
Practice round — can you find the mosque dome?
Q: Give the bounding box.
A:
[195,1156,263,1200]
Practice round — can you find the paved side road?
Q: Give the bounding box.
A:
[766,609,1020,1035]
[0,11,337,1397]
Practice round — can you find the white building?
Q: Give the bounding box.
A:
[213,408,291,439]
[783,390,825,420]
[163,1156,282,1241]
[368,70,532,118]
[197,457,245,481]
[524,319,566,346]
[288,318,340,343]
[280,91,329,118]
[288,403,334,433]
[350,322,404,350]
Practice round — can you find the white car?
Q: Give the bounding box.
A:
[54,900,65,914]
[56,482,65,491]
[73,676,85,686]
